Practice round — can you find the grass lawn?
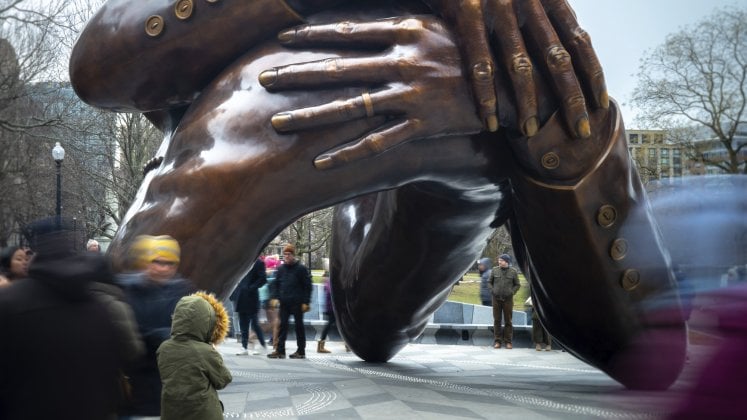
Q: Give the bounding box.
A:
[313,270,531,309]
[449,273,530,309]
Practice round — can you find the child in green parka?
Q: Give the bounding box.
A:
[157,291,232,420]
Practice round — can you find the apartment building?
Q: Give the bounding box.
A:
[626,129,685,184]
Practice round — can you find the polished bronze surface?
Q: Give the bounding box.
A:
[70,0,685,391]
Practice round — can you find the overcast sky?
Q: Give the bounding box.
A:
[570,0,744,128]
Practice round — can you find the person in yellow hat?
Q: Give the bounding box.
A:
[117,235,196,417]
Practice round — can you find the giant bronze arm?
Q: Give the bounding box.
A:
[259,10,685,390]
[70,0,600,137]
[70,0,684,391]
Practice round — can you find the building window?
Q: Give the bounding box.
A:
[661,148,669,166]
[673,149,681,166]
[629,133,639,144]
[648,148,657,163]
[642,134,650,143]
[654,134,664,143]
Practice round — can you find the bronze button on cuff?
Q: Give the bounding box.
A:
[541,152,559,169]
[596,204,617,228]
[621,269,640,291]
[175,0,194,20]
[610,238,628,261]
[145,15,165,37]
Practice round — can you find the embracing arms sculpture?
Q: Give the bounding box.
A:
[70,0,686,390]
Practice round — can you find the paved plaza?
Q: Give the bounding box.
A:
[216,338,714,419]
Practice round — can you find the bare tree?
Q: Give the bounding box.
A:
[0,0,160,245]
[484,226,509,261]
[65,110,162,239]
[631,6,747,174]
[276,208,334,270]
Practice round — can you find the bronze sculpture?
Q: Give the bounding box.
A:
[70,0,686,390]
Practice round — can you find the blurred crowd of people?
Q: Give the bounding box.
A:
[0,218,233,420]
[0,216,331,419]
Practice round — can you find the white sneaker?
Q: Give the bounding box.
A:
[236,348,249,356]
[252,345,267,355]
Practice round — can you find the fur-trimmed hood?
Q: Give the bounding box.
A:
[170,291,229,344]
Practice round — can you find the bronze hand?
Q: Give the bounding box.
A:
[259,16,482,170]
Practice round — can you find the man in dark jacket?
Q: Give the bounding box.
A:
[117,235,195,416]
[267,244,312,359]
[490,254,520,349]
[0,217,127,420]
[232,257,267,355]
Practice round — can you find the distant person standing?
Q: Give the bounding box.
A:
[490,254,520,349]
[0,217,130,420]
[87,239,101,252]
[232,257,268,355]
[267,244,312,359]
[117,235,195,417]
[478,258,492,306]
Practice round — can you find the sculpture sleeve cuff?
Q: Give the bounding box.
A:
[508,102,618,184]
[506,100,686,390]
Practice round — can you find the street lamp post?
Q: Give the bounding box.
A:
[52,142,65,225]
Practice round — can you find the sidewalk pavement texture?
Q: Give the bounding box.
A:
[216,338,715,419]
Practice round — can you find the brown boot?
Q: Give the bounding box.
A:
[317,340,331,354]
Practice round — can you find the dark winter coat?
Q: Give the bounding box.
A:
[490,265,520,300]
[157,295,232,420]
[0,253,127,420]
[89,280,145,366]
[117,272,195,416]
[231,259,266,314]
[270,260,312,305]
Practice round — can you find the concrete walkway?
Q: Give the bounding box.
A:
[216,339,713,419]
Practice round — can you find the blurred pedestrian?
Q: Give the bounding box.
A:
[0,217,131,420]
[87,238,101,253]
[526,296,552,351]
[117,235,195,417]
[157,292,232,420]
[317,271,334,353]
[478,257,492,306]
[490,254,520,349]
[267,244,312,359]
[232,257,268,355]
[0,245,30,283]
[262,255,281,349]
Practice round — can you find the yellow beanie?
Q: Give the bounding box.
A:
[148,235,180,263]
[130,235,156,269]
